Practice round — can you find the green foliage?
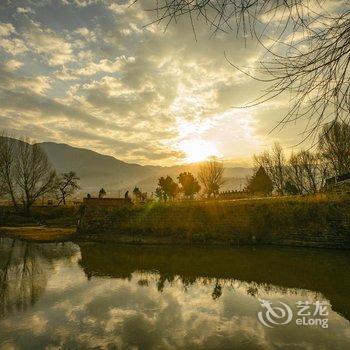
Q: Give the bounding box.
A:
[247,166,273,194]
[155,176,179,201]
[177,172,201,199]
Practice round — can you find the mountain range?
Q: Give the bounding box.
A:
[3,138,252,196]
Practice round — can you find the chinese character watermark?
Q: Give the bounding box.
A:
[258,299,329,329]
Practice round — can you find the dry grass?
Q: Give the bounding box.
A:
[0,226,75,242]
[80,194,350,245]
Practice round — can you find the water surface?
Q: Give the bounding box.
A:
[0,238,349,349]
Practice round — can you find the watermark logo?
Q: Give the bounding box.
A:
[258,299,293,328]
[258,299,329,329]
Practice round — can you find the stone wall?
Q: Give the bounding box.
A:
[77,197,350,249]
[83,198,127,206]
[77,198,129,233]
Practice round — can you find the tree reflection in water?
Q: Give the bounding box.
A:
[0,239,349,349]
[0,238,78,317]
[78,243,350,321]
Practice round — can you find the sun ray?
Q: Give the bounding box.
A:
[178,139,221,163]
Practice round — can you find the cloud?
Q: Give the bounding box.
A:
[4,59,23,71]
[0,37,28,54]
[17,7,35,14]
[24,20,73,66]
[74,27,96,41]
[0,22,27,55]
[74,56,135,76]
[0,65,52,94]
[0,0,326,165]
[0,23,15,36]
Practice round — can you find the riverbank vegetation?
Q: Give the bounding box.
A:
[0,205,77,227]
[0,205,77,241]
[77,194,350,248]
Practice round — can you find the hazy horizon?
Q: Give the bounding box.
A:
[40,138,254,168]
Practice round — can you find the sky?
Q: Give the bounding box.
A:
[0,0,345,166]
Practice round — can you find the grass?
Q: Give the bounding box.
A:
[78,194,350,247]
[0,226,75,242]
[0,205,78,227]
[1,194,349,247]
[0,205,78,242]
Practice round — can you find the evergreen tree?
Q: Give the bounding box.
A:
[247,166,273,194]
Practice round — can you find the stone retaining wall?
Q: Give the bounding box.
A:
[77,198,350,249]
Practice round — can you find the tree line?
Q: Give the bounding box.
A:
[155,159,224,201]
[0,133,80,213]
[2,119,348,209]
[247,121,350,196]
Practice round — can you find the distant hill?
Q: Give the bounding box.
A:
[1,137,252,196]
[38,142,158,195]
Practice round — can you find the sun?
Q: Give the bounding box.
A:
[179,139,221,163]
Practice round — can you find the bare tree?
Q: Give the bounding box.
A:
[254,143,286,195]
[283,148,330,194]
[287,151,305,194]
[54,171,80,205]
[287,150,320,194]
[144,0,310,35]
[0,133,19,208]
[15,140,56,213]
[318,121,350,176]
[143,1,350,134]
[0,182,5,198]
[198,158,225,197]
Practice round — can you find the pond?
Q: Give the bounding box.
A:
[0,237,349,349]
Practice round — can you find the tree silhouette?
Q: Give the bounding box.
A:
[247,166,273,195]
[177,172,201,199]
[54,171,80,205]
[0,135,56,212]
[198,159,224,198]
[319,121,350,176]
[133,187,142,200]
[254,143,286,196]
[286,150,327,195]
[155,176,179,201]
[98,188,106,198]
[15,141,56,213]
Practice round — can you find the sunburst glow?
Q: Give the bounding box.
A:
[179,139,221,163]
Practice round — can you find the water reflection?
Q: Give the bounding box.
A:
[0,238,349,349]
[78,244,350,320]
[0,238,78,317]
